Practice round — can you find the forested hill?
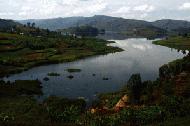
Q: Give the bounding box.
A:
[152,19,190,31]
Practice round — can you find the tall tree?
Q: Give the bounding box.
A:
[27,22,31,27]
[31,22,35,28]
[127,74,142,104]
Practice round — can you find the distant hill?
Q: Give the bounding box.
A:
[18,17,85,31]
[18,15,190,32]
[152,19,190,31]
[18,15,156,31]
[0,19,20,31]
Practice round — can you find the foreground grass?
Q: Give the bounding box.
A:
[155,116,190,126]
[0,80,42,96]
[0,96,85,126]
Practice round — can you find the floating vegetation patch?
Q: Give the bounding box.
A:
[47,72,61,76]
[66,68,81,73]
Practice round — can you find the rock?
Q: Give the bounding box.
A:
[43,77,49,81]
[67,75,74,79]
[91,108,96,114]
[103,77,109,80]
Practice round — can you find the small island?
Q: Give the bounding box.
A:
[66,68,81,73]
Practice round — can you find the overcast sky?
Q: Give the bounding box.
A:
[0,0,190,21]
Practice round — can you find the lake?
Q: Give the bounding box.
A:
[2,38,186,103]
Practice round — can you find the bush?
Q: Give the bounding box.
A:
[160,96,186,118]
[133,106,163,125]
[44,96,86,122]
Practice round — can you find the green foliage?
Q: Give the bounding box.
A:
[44,96,86,122]
[0,80,42,96]
[159,55,190,78]
[98,92,126,109]
[0,32,122,77]
[127,74,143,104]
[155,116,190,126]
[0,96,48,124]
[79,106,164,126]
[160,96,190,118]
[62,26,99,37]
[127,106,164,125]
[153,36,190,50]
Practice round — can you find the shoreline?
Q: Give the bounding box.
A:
[0,48,123,78]
[0,32,123,77]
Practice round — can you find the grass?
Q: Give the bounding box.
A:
[0,96,85,126]
[153,36,190,50]
[0,80,42,96]
[155,116,190,126]
[0,32,123,77]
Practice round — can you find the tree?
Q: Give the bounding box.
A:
[36,27,40,35]
[75,26,98,37]
[183,33,188,38]
[127,74,143,104]
[99,29,105,34]
[31,22,35,28]
[46,29,50,35]
[27,22,31,27]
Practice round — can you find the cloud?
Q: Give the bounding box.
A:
[133,4,155,12]
[0,12,14,16]
[115,7,131,14]
[0,0,190,21]
[179,2,190,10]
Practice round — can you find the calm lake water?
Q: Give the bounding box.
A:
[3,38,186,103]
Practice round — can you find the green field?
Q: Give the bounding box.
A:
[0,32,123,77]
[153,36,190,50]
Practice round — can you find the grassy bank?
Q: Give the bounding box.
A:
[0,32,123,77]
[0,80,42,96]
[153,36,190,50]
[0,96,86,126]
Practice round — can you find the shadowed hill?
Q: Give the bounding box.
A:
[18,15,190,33]
[0,19,21,31]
